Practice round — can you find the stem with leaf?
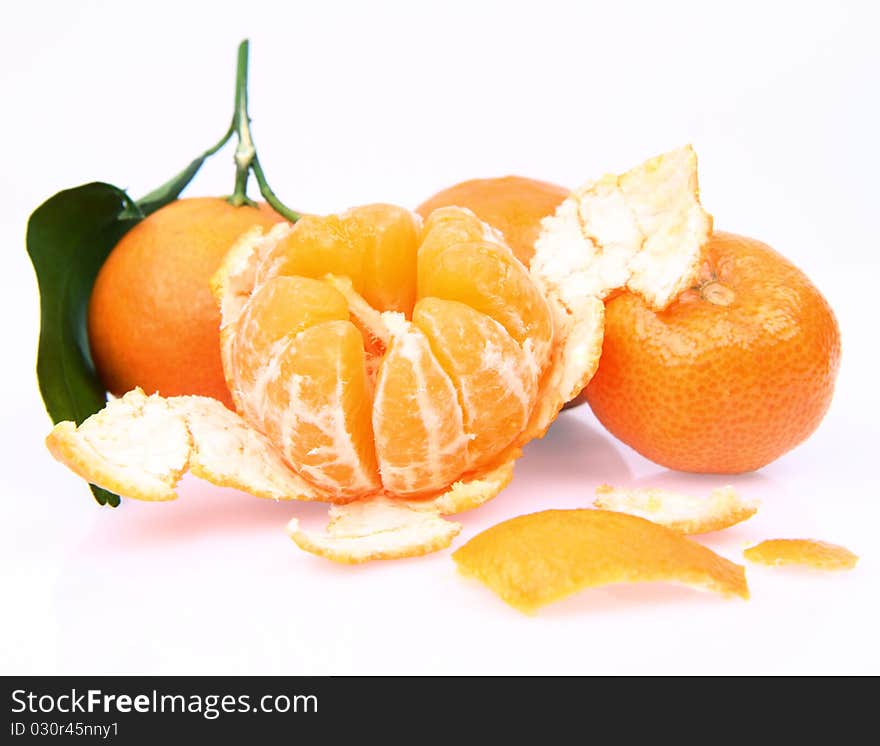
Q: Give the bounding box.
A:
[136,39,300,222]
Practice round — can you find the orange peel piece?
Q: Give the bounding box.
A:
[453,509,749,612]
[46,388,319,502]
[593,484,758,535]
[533,144,711,313]
[287,497,461,563]
[287,448,518,562]
[420,446,519,515]
[526,145,712,432]
[744,539,858,571]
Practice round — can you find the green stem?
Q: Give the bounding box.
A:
[226,40,300,221]
[228,41,255,207]
[252,156,301,222]
[134,124,234,217]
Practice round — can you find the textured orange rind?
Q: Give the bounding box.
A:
[453,509,749,613]
[744,539,858,571]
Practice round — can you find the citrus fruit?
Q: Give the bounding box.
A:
[744,539,858,571]
[88,197,285,408]
[581,231,841,473]
[416,176,569,265]
[216,203,555,501]
[453,509,749,612]
[49,147,712,561]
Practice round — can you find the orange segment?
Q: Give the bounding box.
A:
[348,204,420,315]
[416,176,569,265]
[453,509,749,613]
[419,206,497,264]
[417,208,504,299]
[257,213,370,291]
[413,298,536,469]
[261,320,380,499]
[372,316,469,494]
[744,539,858,571]
[231,276,349,424]
[418,239,553,369]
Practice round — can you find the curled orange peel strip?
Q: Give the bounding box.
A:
[453,508,749,613]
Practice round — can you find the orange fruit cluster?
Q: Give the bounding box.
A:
[52,145,848,572]
[50,146,714,562]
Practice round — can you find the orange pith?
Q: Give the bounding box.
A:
[222,204,553,500]
[416,176,569,265]
[89,197,285,408]
[583,231,841,473]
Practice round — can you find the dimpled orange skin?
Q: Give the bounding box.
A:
[583,231,841,473]
[89,198,285,409]
[416,176,569,265]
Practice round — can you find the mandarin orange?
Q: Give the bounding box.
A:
[88,197,285,408]
[582,231,841,473]
[219,204,553,500]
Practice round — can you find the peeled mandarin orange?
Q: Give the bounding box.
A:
[88,197,285,408]
[217,203,555,501]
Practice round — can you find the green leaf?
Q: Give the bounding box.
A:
[27,183,140,423]
[27,183,140,506]
[27,157,212,507]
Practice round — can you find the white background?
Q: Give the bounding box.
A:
[1,0,878,675]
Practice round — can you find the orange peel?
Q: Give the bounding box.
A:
[526,144,711,427]
[453,509,749,612]
[532,144,711,312]
[744,539,858,571]
[46,388,319,503]
[593,484,758,535]
[286,497,461,563]
[48,147,712,562]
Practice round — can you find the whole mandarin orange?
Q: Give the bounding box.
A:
[88,197,285,408]
[582,231,841,473]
